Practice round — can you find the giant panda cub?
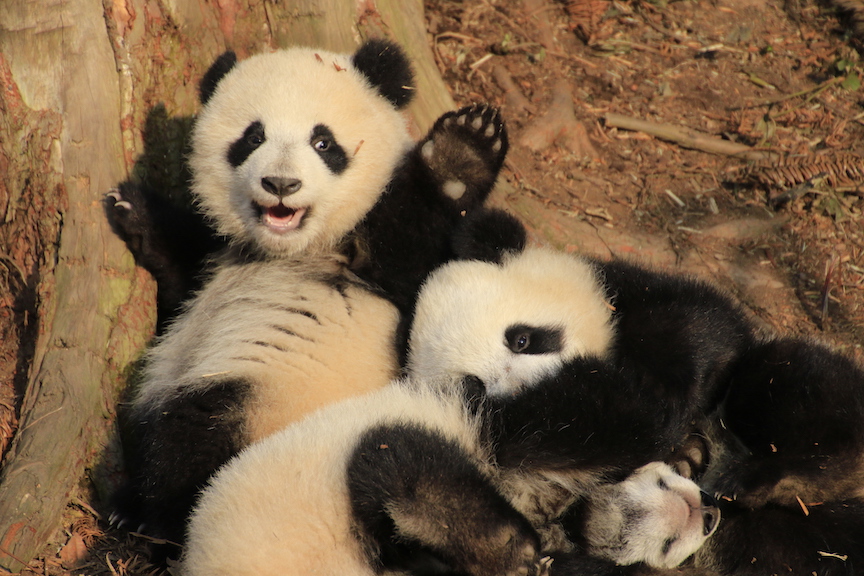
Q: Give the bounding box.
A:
[403,236,738,555]
[182,238,721,576]
[650,336,864,576]
[108,39,512,546]
[182,380,718,576]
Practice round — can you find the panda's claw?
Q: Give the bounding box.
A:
[535,556,553,576]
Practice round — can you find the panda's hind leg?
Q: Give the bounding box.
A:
[420,104,509,208]
[348,423,540,576]
[132,379,248,549]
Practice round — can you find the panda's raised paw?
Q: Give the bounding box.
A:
[103,183,152,244]
[420,104,509,207]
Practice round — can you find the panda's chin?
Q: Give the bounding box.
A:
[259,204,307,234]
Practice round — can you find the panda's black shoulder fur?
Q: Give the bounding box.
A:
[700,498,864,576]
[593,258,753,431]
[351,38,414,109]
[707,336,864,508]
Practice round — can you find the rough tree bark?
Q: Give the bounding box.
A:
[0,1,454,570]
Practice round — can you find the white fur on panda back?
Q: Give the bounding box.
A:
[190,47,413,257]
[134,256,400,441]
[408,247,614,396]
[183,377,485,576]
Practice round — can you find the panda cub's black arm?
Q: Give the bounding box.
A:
[104,181,225,331]
[353,104,510,315]
[487,358,677,473]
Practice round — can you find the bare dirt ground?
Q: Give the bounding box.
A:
[431,0,864,356]
[5,0,864,574]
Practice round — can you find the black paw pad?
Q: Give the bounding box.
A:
[421,104,509,207]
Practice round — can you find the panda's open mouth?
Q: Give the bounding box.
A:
[256,203,307,233]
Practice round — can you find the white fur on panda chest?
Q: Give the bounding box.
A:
[140,259,401,442]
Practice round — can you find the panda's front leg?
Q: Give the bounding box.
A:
[348,422,541,576]
[489,357,677,475]
[104,181,223,330]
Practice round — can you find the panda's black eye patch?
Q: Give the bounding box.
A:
[310,124,348,174]
[662,537,677,556]
[227,121,266,168]
[504,325,563,355]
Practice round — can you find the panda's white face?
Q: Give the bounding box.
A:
[407,247,614,397]
[583,462,721,569]
[190,47,413,257]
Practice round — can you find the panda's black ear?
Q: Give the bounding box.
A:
[452,209,527,263]
[352,39,414,109]
[199,51,238,105]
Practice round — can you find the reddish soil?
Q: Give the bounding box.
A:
[430,0,864,358]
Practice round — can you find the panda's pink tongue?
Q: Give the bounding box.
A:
[263,204,305,233]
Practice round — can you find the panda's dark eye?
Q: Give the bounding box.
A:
[514,333,530,352]
[227,121,266,168]
[662,537,677,556]
[247,131,264,146]
[310,124,348,174]
[657,478,669,491]
[504,325,564,355]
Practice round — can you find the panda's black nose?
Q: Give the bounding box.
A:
[699,491,720,536]
[261,176,302,197]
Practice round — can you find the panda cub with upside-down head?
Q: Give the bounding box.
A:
[106,39,511,547]
[641,336,864,576]
[182,232,722,576]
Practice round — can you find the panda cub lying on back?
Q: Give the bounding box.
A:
[183,238,722,576]
[183,378,718,576]
[106,39,511,547]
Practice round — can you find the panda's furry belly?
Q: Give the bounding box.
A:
[138,258,401,443]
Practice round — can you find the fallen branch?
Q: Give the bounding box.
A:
[521,79,599,158]
[604,112,778,160]
[493,65,535,115]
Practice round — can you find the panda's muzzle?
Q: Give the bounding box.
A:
[257,177,307,233]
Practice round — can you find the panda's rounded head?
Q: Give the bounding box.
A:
[582,462,721,569]
[189,40,415,258]
[407,246,615,397]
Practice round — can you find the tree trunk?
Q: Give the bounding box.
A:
[0,1,453,570]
